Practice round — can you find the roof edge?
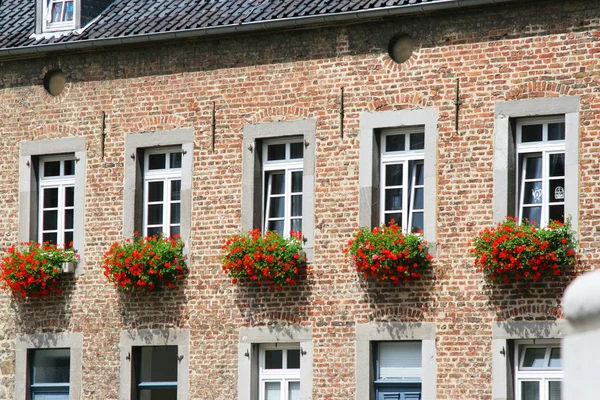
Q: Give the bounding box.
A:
[0,0,520,61]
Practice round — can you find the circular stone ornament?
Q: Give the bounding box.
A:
[43,70,66,96]
[388,34,414,64]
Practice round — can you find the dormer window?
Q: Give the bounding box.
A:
[42,0,76,32]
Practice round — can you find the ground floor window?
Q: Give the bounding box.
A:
[374,341,422,400]
[30,348,70,400]
[515,341,562,400]
[259,344,301,400]
[132,346,178,399]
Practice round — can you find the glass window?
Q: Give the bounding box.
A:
[39,156,76,247]
[30,348,70,400]
[515,342,563,400]
[44,0,75,31]
[259,345,301,400]
[374,341,422,400]
[263,140,304,237]
[144,148,182,238]
[517,118,566,227]
[380,128,425,233]
[133,346,178,400]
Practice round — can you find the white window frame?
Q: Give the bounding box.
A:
[380,128,425,232]
[516,116,566,227]
[42,0,76,32]
[38,155,76,247]
[514,340,563,400]
[143,147,183,238]
[20,137,87,273]
[258,344,301,400]
[359,108,438,254]
[262,139,304,237]
[493,97,579,232]
[238,326,312,400]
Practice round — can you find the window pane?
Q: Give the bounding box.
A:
[171,180,181,201]
[549,205,564,225]
[291,219,302,234]
[268,198,285,218]
[44,161,61,177]
[549,154,565,177]
[267,144,286,161]
[521,381,540,400]
[147,227,162,237]
[44,188,59,208]
[385,189,403,211]
[138,346,177,383]
[64,232,73,248]
[43,210,58,230]
[386,164,403,186]
[291,195,302,217]
[411,212,424,234]
[63,160,75,176]
[64,186,74,207]
[384,213,402,226]
[170,204,181,224]
[32,348,70,384]
[413,188,424,210]
[521,125,543,142]
[269,173,285,195]
[43,232,58,244]
[549,348,562,368]
[265,350,283,369]
[522,207,541,227]
[147,204,164,225]
[549,381,562,400]
[548,123,565,141]
[170,152,182,169]
[267,220,284,235]
[409,133,424,150]
[32,393,69,400]
[525,157,543,179]
[148,181,164,202]
[170,226,180,237]
[414,163,424,185]
[522,348,546,368]
[549,179,565,203]
[139,388,177,400]
[287,349,300,369]
[289,382,300,400]
[523,181,543,205]
[290,142,304,159]
[265,382,281,400]
[291,171,303,193]
[386,135,405,152]
[64,1,74,21]
[148,153,166,170]
[51,3,63,22]
[64,209,74,230]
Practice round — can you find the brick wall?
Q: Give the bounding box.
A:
[0,0,598,398]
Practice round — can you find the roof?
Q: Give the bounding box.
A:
[0,0,517,58]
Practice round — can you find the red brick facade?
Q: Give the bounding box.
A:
[0,0,597,398]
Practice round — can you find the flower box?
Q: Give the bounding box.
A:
[221,230,305,291]
[0,242,78,298]
[61,261,75,274]
[470,217,577,284]
[346,222,433,284]
[103,234,187,294]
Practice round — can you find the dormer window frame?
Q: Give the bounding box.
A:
[37,0,81,33]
